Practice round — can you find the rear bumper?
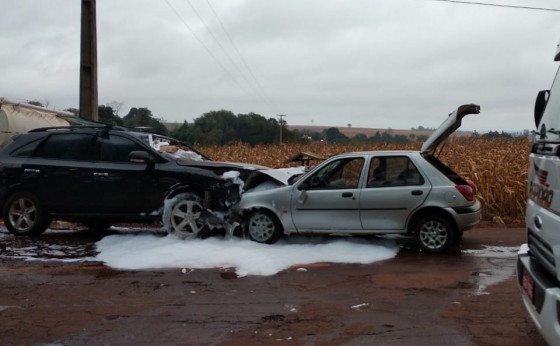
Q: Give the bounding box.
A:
[517,245,560,345]
[451,200,481,231]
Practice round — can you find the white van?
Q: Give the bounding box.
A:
[517,40,560,345]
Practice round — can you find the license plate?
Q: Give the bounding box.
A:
[522,268,535,303]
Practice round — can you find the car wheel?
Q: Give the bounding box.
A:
[163,193,207,238]
[245,210,282,244]
[3,192,51,236]
[414,215,456,253]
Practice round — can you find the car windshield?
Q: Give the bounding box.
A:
[136,132,210,161]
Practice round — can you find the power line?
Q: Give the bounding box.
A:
[183,0,269,106]
[205,0,271,104]
[164,0,251,95]
[432,0,560,12]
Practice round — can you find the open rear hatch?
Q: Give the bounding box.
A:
[420,104,480,156]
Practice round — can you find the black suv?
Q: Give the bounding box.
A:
[0,125,267,237]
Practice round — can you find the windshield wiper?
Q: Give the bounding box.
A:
[548,128,560,135]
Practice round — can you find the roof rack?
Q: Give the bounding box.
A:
[28,125,109,133]
[27,124,166,135]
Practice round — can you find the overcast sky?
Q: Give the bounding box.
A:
[2,0,560,132]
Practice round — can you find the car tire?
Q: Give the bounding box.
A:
[245,210,282,244]
[163,192,208,238]
[3,191,51,236]
[413,215,456,253]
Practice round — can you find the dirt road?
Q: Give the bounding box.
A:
[0,225,547,346]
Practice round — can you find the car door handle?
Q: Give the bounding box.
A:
[94,172,109,177]
[342,192,354,198]
[411,190,423,196]
[24,168,40,174]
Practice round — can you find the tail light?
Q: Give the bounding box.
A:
[466,179,477,195]
[455,184,474,201]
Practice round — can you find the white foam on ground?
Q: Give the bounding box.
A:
[95,235,399,276]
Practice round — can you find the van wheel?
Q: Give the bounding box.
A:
[3,192,51,236]
[413,215,456,253]
[245,210,282,244]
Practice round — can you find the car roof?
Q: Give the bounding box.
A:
[23,125,211,161]
[330,150,420,157]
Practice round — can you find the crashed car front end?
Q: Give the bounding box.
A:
[161,161,304,238]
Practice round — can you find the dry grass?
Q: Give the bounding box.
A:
[201,137,531,223]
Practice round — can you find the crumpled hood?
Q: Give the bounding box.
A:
[255,167,306,185]
[177,159,305,187]
[233,167,306,192]
[176,159,269,171]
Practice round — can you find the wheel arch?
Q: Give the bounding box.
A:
[165,183,203,199]
[164,183,207,209]
[0,185,39,211]
[407,206,458,235]
[3,190,51,236]
[243,207,285,236]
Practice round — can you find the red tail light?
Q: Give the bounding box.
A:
[455,184,474,201]
[466,179,477,195]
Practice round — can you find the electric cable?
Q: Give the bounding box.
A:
[432,0,560,12]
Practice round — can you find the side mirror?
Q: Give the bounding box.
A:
[129,151,155,166]
[288,173,304,185]
[534,90,550,129]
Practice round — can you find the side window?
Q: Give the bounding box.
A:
[303,157,364,189]
[367,156,424,188]
[10,138,43,157]
[34,133,95,161]
[99,135,145,163]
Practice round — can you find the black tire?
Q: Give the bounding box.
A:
[82,221,112,231]
[413,215,456,253]
[245,210,282,244]
[3,191,51,236]
[163,193,207,238]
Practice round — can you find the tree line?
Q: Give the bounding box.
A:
[27,100,525,146]
[102,104,434,145]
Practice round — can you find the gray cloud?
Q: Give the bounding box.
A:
[1,0,560,132]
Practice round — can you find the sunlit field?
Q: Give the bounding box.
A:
[201,137,531,224]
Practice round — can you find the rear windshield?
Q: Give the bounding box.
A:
[424,155,468,185]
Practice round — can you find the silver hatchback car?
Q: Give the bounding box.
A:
[230,104,482,253]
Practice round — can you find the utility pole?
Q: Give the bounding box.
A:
[277,114,286,144]
[79,0,98,121]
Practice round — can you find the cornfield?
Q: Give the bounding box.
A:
[201,137,531,224]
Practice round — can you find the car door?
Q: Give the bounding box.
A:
[91,132,160,214]
[359,155,430,231]
[21,132,97,213]
[291,156,364,231]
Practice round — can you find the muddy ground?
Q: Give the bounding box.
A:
[0,224,548,346]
